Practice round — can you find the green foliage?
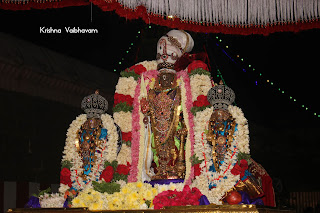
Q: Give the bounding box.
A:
[104,160,118,170]
[113,173,128,182]
[92,181,121,194]
[189,68,211,77]
[237,152,252,165]
[123,140,131,147]
[191,105,211,116]
[120,70,140,80]
[113,102,133,113]
[190,154,203,165]
[145,200,152,208]
[61,160,72,169]
[33,187,51,197]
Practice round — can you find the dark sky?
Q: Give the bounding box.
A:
[1,4,320,193]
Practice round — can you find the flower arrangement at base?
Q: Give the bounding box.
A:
[153,185,203,209]
[25,188,68,209]
[105,182,158,210]
[72,188,108,210]
[39,193,66,208]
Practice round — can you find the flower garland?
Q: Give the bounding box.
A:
[39,193,66,208]
[59,113,119,193]
[191,105,250,204]
[153,185,203,209]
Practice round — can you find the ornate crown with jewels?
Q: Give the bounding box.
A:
[207,81,235,110]
[81,90,108,118]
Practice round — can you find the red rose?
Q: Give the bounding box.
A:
[100,166,114,182]
[193,95,210,107]
[60,168,72,187]
[116,164,130,175]
[194,163,201,176]
[187,60,209,73]
[130,64,147,75]
[121,131,132,142]
[114,93,134,107]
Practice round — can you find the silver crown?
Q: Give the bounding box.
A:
[207,81,235,110]
[81,90,108,118]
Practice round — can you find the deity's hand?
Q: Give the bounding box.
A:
[140,98,149,114]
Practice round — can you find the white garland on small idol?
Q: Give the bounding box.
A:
[192,105,250,204]
[60,113,118,192]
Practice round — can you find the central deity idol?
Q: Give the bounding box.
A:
[140,30,194,181]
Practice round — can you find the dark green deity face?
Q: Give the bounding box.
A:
[159,72,176,88]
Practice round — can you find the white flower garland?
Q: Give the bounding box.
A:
[60,113,118,192]
[190,74,212,102]
[115,77,137,98]
[39,193,66,208]
[192,105,250,204]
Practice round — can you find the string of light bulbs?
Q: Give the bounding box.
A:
[213,35,319,119]
[113,25,152,72]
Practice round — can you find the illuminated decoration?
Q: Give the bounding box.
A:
[90,0,320,35]
[214,36,319,118]
[113,27,145,72]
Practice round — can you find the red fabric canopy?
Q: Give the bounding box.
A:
[90,0,320,36]
[1,0,319,35]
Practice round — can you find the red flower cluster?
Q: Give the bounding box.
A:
[100,163,131,182]
[153,185,202,209]
[193,95,210,107]
[60,168,72,187]
[121,131,132,142]
[194,164,201,177]
[187,60,209,73]
[231,159,248,178]
[100,165,114,182]
[114,93,133,107]
[116,163,130,175]
[126,64,147,75]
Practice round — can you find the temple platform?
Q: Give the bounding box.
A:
[7,205,295,213]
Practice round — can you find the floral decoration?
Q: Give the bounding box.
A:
[105,182,158,210]
[59,113,119,193]
[60,168,72,187]
[187,60,209,73]
[39,193,66,208]
[72,188,108,210]
[191,105,250,204]
[153,185,203,209]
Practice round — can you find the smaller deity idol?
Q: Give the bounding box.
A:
[140,30,194,181]
[59,90,121,193]
[206,81,266,203]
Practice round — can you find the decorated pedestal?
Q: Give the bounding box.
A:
[9,205,294,213]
